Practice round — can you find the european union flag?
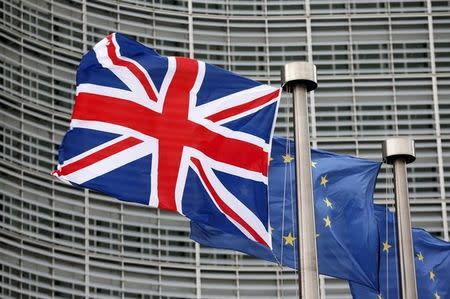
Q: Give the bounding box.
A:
[191,137,381,289]
[349,205,450,299]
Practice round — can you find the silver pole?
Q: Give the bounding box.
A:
[382,137,418,299]
[281,62,319,299]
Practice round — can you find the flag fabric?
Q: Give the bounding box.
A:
[349,206,400,298]
[52,32,281,247]
[350,205,450,299]
[191,137,382,289]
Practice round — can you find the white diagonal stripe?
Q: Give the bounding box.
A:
[93,34,161,111]
[62,135,129,166]
[94,37,149,101]
[70,119,156,144]
[193,84,278,119]
[189,158,272,248]
[185,147,267,183]
[59,141,152,184]
[112,34,160,104]
[212,92,280,126]
[188,159,255,242]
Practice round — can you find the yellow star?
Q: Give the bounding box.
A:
[323,216,331,228]
[429,270,436,281]
[416,251,424,262]
[323,197,333,209]
[434,292,440,299]
[320,175,328,187]
[382,241,392,252]
[311,161,317,168]
[377,294,383,299]
[316,233,320,238]
[282,153,294,163]
[283,232,296,246]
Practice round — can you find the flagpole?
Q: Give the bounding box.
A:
[281,62,319,299]
[382,137,418,299]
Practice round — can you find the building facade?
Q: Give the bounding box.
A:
[0,0,449,298]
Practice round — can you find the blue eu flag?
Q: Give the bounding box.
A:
[191,137,381,289]
[350,205,450,299]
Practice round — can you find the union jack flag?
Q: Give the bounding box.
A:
[53,33,280,247]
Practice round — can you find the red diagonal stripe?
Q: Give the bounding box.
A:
[59,137,143,176]
[107,34,157,102]
[191,127,269,177]
[206,89,280,123]
[191,157,269,247]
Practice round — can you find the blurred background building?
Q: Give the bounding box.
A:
[0,0,449,298]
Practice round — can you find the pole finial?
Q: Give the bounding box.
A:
[281,61,318,92]
[382,137,416,165]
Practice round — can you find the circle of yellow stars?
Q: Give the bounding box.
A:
[276,153,449,299]
[277,152,444,299]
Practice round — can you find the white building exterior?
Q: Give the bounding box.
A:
[0,0,449,298]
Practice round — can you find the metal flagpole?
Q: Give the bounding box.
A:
[281,62,319,299]
[382,137,418,299]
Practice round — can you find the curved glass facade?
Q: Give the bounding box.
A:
[0,0,449,298]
